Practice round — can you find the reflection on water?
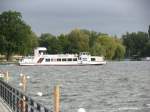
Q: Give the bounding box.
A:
[0,61,150,112]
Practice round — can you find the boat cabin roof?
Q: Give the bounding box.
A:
[35,47,47,51]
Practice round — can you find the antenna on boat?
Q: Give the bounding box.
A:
[53,84,60,112]
[148,25,150,38]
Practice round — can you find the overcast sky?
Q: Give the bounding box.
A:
[0,0,150,36]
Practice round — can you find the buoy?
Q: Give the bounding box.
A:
[78,108,86,112]
[37,92,43,96]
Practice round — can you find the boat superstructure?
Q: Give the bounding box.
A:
[19,47,106,66]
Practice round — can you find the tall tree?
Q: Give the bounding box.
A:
[122,32,149,57]
[0,11,38,60]
[97,35,117,59]
[58,34,70,53]
[39,33,62,54]
[47,37,62,54]
[39,33,54,48]
[90,43,105,56]
[68,29,89,53]
[143,40,150,56]
[113,43,126,60]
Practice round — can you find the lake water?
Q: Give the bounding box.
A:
[0,61,150,112]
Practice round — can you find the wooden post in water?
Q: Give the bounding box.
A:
[20,73,23,85]
[22,74,27,93]
[22,75,27,112]
[22,96,26,112]
[19,73,27,112]
[6,71,9,83]
[54,85,60,112]
[20,73,27,92]
[4,71,9,83]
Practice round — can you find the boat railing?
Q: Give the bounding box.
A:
[0,79,52,112]
[24,56,34,59]
[79,52,90,56]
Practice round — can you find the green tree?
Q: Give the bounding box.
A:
[97,35,117,59]
[113,43,126,60]
[88,31,98,48]
[143,40,150,56]
[68,29,89,53]
[0,11,38,60]
[28,32,39,54]
[57,34,70,53]
[90,43,105,56]
[39,33,62,54]
[48,37,62,54]
[39,33,54,48]
[122,32,149,57]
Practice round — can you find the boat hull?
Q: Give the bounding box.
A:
[19,61,106,66]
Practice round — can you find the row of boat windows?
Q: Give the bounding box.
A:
[45,58,78,62]
[45,58,96,62]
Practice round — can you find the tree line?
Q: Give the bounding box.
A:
[0,11,150,61]
[38,29,125,60]
[122,31,150,59]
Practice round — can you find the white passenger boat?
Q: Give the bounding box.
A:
[19,47,106,66]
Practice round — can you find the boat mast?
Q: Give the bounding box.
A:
[148,25,150,38]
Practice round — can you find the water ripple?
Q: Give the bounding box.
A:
[0,61,150,112]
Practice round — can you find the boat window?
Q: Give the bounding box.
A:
[51,59,54,62]
[39,51,46,55]
[82,58,87,61]
[91,58,95,61]
[62,58,66,61]
[73,58,77,61]
[45,59,50,62]
[51,59,57,62]
[57,58,61,61]
[68,58,72,61]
